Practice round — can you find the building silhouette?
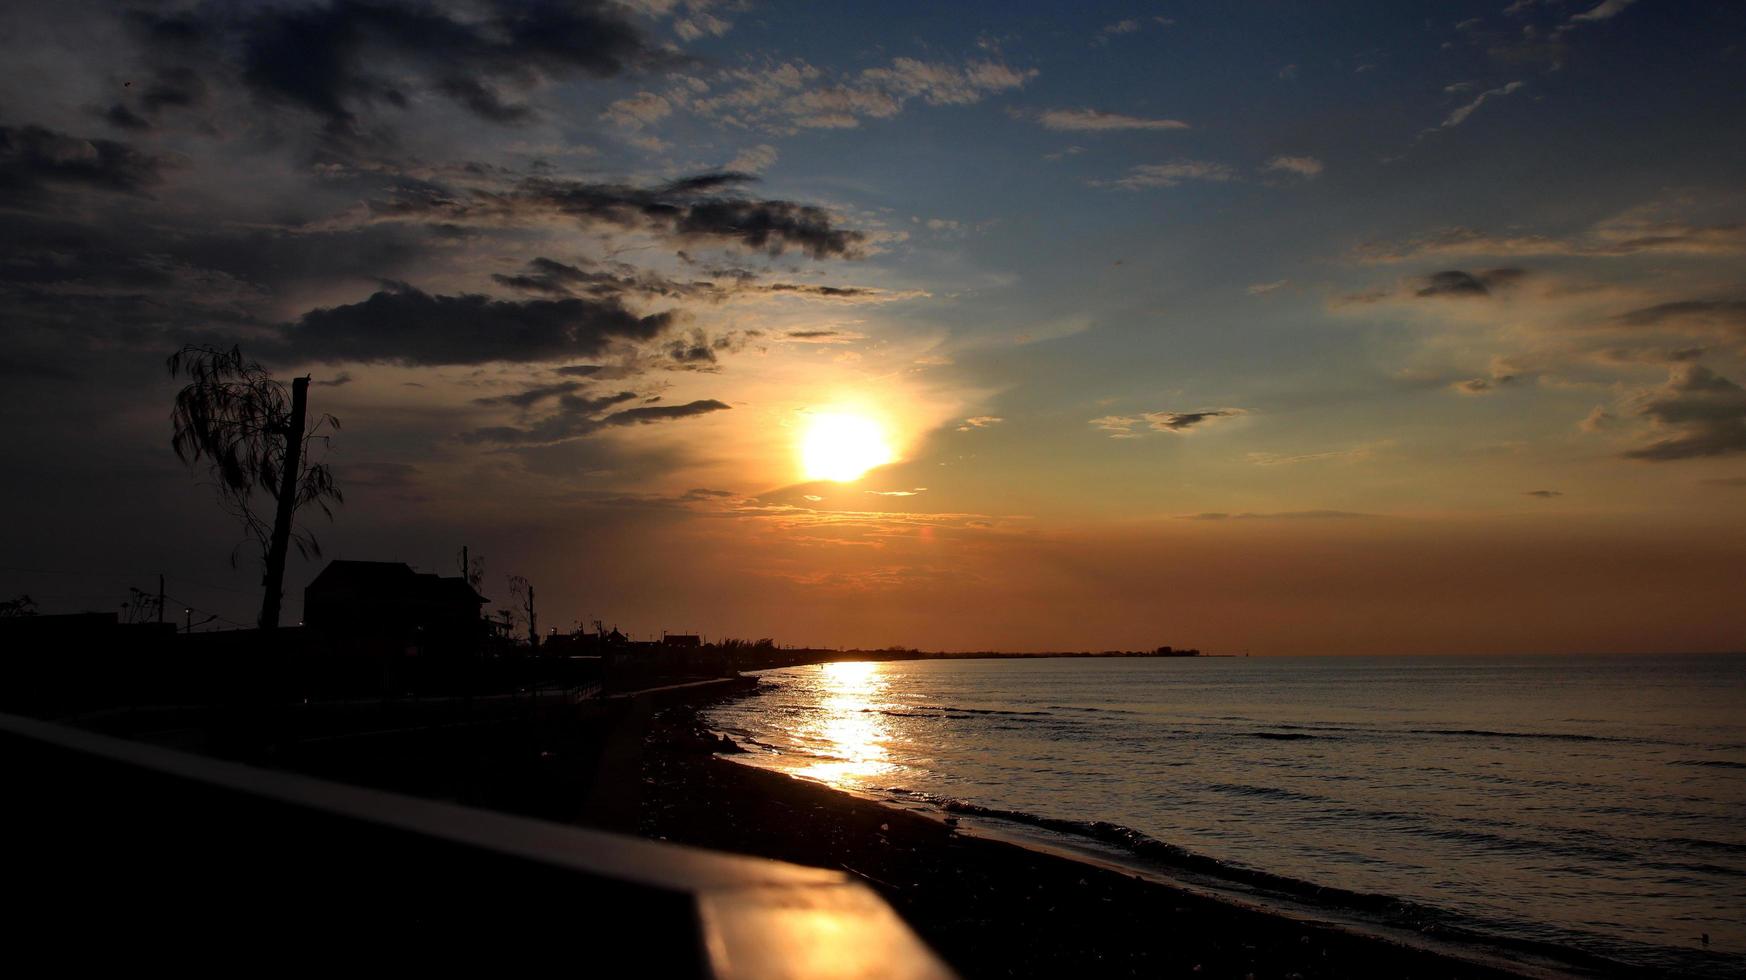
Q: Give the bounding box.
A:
[304,560,487,656]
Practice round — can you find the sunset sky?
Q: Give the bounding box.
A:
[3,0,1743,653]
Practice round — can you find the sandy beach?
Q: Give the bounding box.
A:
[638,704,1551,980]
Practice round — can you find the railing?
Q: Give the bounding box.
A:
[0,711,954,978]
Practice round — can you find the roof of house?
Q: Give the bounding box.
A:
[307,561,487,605]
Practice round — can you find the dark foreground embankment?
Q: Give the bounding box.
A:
[640,705,1544,980]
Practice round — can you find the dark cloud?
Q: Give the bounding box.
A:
[492,258,895,308]
[0,124,169,203]
[491,257,707,301]
[1091,408,1247,438]
[1614,300,1746,336]
[665,331,718,368]
[434,76,534,124]
[672,197,861,259]
[1149,410,1240,431]
[313,372,353,387]
[277,282,677,366]
[1414,268,1526,298]
[506,174,864,259]
[105,66,211,132]
[466,391,729,445]
[1622,364,1746,461]
[102,105,152,131]
[762,283,885,298]
[1452,362,1527,394]
[1524,489,1563,498]
[472,381,587,408]
[492,257,602,295]
[466,389,641,444]
[607,400,731,425]
[223,0,665,133]
[358,173,862,259]
[0,203,434,346]
[100,12,217,131]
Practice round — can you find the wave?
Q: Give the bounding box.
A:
[1669,759,1746,769]
[1202,782,1333,804]
[867,706,1056,718]
[1665,836,1746,855]
[1403,727,1634,743]
[923,796,1708,978]
[1047,704,1143,715]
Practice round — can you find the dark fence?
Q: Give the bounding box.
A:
[0,711,953,976]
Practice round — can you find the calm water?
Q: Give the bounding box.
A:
[704,655,1746,977]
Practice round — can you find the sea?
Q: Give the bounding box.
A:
[702,654,1746,978]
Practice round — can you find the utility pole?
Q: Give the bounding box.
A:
[184,607,192,635]
[259,375,309,631]
[157,574,165,625]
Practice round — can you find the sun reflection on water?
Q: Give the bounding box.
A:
[793,661,895,786]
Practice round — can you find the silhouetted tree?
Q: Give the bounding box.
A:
[168,345,341,630]
[0,594,37,618]
[506,575,537,647]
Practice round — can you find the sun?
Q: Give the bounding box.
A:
[800,412,896,482]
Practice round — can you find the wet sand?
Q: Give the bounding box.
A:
[639,707,1539,980]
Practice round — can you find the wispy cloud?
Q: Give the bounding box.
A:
[1263,155,1323,178]
[602,91,672,129]
[1092,16,1172,45]
[1356,199,1746,267]
[1559,0,1640,34]
[1246,441,1386,466]
[1423,81,1524,135]
[1571,0,1640,21]
[1095,160,1236,190]
[726,143,779,173]
[1032,108,1189,132]
[957,415,1004,431]
[1092,409,1247,438]
[1357,214,1746,262]
[680,56,1036,133]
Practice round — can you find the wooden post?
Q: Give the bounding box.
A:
[259,376,309,630]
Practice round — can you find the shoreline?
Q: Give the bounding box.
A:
[683,662,1740,979]
[641,703,1607,980]
[817,778,1649,980]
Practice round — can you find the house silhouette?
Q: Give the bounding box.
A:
[304,560,487,655]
